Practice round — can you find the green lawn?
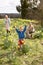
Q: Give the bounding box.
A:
[0,18,43,65]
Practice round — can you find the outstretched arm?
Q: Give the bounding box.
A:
[14,26,19,33]
[23,25,27,32]
[16,28,19,33]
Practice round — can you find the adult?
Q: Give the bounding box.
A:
[26,22,35,38]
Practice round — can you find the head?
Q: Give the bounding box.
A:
[19,26,23,31]
[29,22,32,26]
[5,15,8,19]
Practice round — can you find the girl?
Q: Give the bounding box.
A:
[5,15,10,33]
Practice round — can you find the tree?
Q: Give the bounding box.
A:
[16,0,40,19]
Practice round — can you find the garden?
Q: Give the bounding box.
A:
[0,18,43,65]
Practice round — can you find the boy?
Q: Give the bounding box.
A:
[15,25,26,49]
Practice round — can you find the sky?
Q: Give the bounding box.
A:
[0,0,20,13]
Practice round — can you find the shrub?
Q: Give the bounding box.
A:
[22,44,30,54]
[34,31,42,39]
[16,44,30,55]
[4,39,11,49]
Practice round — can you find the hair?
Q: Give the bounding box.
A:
[5,15,8,18]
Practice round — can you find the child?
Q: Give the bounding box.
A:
[15,25,26,49]
[5,15,10,33]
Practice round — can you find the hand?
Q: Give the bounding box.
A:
[13,26,16,28]
[14,26,16,29]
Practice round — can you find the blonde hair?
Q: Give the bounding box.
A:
[5,15,8,18]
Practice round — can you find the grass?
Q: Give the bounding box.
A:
[0,18,43,65]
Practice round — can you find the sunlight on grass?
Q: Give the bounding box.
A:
[0,18,43,65]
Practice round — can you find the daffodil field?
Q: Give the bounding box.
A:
[0,18,43,65]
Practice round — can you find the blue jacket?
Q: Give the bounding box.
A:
[16,26,26,40]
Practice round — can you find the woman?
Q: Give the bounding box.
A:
[26,22,35,38]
